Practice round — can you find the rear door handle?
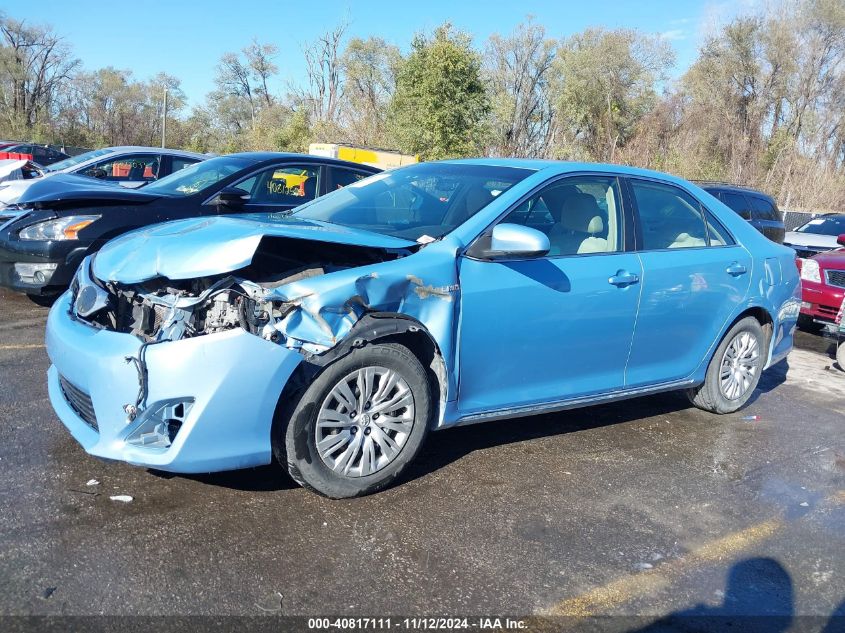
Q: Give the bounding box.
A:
[726,262,747,276]
[608,270,640,287]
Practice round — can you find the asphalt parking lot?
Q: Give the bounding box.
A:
[1,287,843,628]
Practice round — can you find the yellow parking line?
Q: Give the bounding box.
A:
[543,490,844,617]
[0,343,45,350]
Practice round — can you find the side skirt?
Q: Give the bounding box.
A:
[444,378,699,428]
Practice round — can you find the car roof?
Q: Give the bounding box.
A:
[695,181,775,199]
[223,152,382,171]
[90,146,209,159]
[439,158,706,188]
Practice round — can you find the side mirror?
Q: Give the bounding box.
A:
[212,187,251,207]
[467,223,550,260]
[838,233,845,247]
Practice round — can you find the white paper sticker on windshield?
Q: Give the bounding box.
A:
[808,219,825,225]
[417,234,436,244]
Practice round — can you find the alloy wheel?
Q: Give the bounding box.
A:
[719,331,761,400]
[315,366,415,477]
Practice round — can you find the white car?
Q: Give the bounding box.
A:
[0,159,44,184]
[0,146,208,208]
[784,215,845,258]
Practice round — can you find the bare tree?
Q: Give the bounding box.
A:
[485,19,556,157]
[300,20,348,125]
[0,14,79,130]
[215,52,256,126]
[245,40,278,108]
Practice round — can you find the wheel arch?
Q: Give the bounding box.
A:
[694,304,776,382]
[270,313,448,449]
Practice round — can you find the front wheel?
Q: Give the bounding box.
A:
[275,343,431,498]
[687,317,766,414]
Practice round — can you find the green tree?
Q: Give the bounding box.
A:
[388,23,490,159]
[341,36,400,146]
[551,28,673,161]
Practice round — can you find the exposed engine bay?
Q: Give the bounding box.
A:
[72,235,410,348]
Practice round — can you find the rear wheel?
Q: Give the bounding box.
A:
[837,341,845,372]
[275,343,431,498]
[687,317,765,414]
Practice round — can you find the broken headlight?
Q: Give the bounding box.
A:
[72,255,110,318]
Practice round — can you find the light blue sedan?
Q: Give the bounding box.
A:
[45,160,800,497]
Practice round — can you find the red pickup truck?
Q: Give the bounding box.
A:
[798,234,845,330]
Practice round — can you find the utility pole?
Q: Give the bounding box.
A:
[161,87,168,148]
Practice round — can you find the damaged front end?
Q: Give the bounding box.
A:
[71,231,416,351]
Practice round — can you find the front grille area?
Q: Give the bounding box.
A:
[817,304,840,319]
[59,375,98,432]
[826,269,845,289]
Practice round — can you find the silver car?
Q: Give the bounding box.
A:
[0,146,209,208]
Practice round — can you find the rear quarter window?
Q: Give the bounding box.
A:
[749,196,779,222]
[718,192,752,221]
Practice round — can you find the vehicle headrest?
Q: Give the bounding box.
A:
[560,192,603,233]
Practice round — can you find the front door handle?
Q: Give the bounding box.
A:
[608,270,640,287]
[726,262,748,276]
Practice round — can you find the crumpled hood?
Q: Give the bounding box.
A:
[93,214,417,284]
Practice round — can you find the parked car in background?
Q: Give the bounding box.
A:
[699,182,785,243]
[0,146,208,208]
[0,152,379,302]
[797,235,845,331]
[836,297,845,370]
[0,159,44,183]
[784,214,845,258]
[0,143,69,166]
[44,160,799,498]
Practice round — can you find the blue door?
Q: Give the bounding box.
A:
[624,178,752,386]
[456,175,643,415]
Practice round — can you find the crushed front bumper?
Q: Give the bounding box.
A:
[46,291,303,473]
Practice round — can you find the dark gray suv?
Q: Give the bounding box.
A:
[699,183,785,244]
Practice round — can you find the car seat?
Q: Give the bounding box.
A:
[548,192,609,255]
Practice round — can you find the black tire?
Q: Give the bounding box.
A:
[26,293,58,308]
[273,342,431,498]
[686,316,766,414]
[797,314,824,334]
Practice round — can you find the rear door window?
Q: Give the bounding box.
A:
[749,196,778,222]
[632,180,709,249]
[170,156,201,174]
[719,192,752,220]
[327,167,372,191]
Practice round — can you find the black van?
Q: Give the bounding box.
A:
[698,183,785,244]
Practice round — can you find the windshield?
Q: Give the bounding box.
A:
[293,162,533,241]
[142,155,251,196]
[45,148,114,173]
[796,216,845,236]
